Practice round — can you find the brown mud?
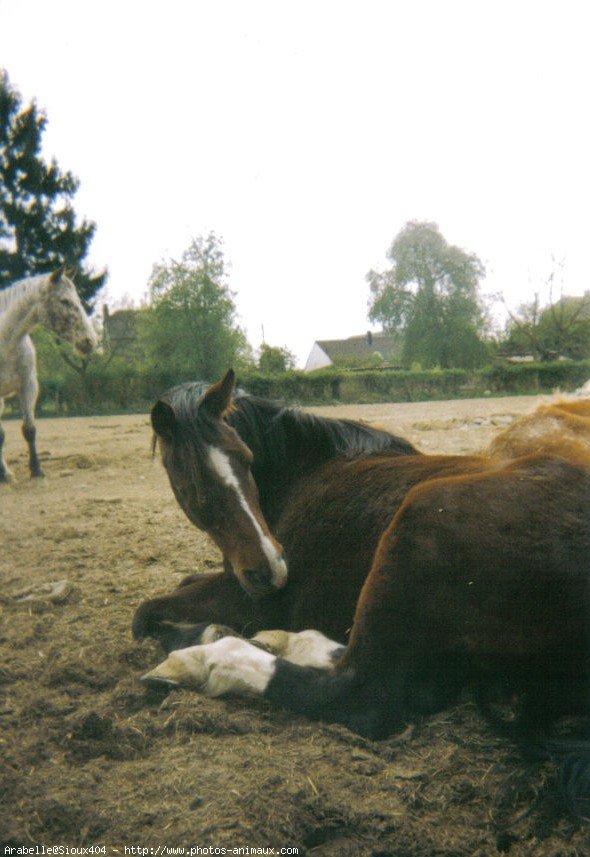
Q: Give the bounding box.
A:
[1,395,588,855]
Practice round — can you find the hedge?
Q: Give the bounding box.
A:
[237,361,590,405]
[14,359,588,417]
[482,360,590,394]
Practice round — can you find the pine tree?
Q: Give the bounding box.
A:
[0,70,106,304]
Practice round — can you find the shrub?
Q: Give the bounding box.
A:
[31,360,590,416]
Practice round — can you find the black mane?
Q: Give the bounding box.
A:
[158,381,220,450]
[157,382,420,526]
[231,393,418,468]
[231,392,419,525]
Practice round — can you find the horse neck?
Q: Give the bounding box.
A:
[0,279,46,347]
[229,397,337,528]
[229,396,417,528]
[229,398,300,527]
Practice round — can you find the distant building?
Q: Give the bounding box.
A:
[304,331,401,372]
[102,305,142,356]
[504,355,535,364]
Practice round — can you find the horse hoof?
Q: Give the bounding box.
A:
[140,647,208,689]
[198,624,239,644]
[131,602,170,641]
[140,672,180,690]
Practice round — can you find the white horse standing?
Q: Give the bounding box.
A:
[0,267,98,481]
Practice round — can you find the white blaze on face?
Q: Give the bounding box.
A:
[208,445,288,588]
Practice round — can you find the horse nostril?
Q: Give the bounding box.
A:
[79,338,95,354]
[243,566,274,595]
[244,566,272,586]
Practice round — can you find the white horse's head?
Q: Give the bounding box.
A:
[42,267,98,356]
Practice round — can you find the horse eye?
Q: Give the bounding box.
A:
[60,298,73,307]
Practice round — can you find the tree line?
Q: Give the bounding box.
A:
[367,221,590,368]
[2,69,589,390]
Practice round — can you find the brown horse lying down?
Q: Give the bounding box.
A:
[133,372,421,644]
[135,376,590,814]
[486,397,590,460]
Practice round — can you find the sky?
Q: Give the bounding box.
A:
[1,0,589,367]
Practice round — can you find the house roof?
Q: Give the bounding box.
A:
[316,332,400,362]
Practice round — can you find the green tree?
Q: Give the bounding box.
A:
[140,233,252,379]
[367,221,488,368]
[502,292,590,360]
[258,343,296,374]
[0,70,106,303]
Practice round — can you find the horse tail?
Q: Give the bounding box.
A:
[478,699,590,817]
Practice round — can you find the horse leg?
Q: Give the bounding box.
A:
[20,375,43,478]
[161,623,345,667]
[250,629,345,668]
[0,398,12,483]
[132,570,287,651]
[22,420,43,478]
[142,626,346,685]
[140,476,486,738]
[140,517,429,738]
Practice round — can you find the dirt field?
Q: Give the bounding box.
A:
[1,394,588,855]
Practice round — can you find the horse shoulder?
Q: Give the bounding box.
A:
[0,334,31,392]
[16,334,36,365]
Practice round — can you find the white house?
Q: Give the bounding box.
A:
[304,332,401,372]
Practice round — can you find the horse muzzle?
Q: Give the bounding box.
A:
[241,554,288,599]
[75,335,97,356]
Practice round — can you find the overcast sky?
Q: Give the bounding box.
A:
[1,0,588,366]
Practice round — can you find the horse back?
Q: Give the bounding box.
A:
[350,452,590,680]
[487,397,590,461]
[274,453,491,639]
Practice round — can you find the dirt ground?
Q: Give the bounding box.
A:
[1,393,589,856]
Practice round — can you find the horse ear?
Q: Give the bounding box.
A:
[202,370,236,418]
[65,266,77,281]
[151,400,177,442]
[49,265,67,285]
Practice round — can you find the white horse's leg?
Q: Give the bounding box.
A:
[18,337,43,478]
[0,398,12,482]
[20,377,43,478]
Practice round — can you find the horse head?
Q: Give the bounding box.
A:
[43,267,97,356]
[151,370,288,599]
